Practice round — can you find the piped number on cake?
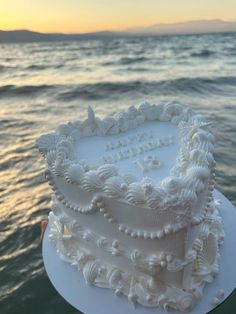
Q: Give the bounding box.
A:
[101,134,174,166]
[134,155,161,173]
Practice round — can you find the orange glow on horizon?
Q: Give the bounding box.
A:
[0,1,235,34]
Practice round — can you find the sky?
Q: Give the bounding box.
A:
[0,0,236,34]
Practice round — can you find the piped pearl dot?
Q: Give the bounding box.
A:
[97,201,104,207]
[164,225,172,235]
[160,260,167,268]
[157,230,164,239]
[119,224,125,232]
[111,250,119,256]
[112,240,119,248]
[91,198,98,205]
[150,232,156,240]
[124,228,131,235]
[135,230,142,238]
[131,231,137,238]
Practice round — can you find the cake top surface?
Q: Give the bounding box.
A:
[75,120,179,182]
[36,101,215,209]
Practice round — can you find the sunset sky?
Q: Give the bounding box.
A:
[0,0,236,34]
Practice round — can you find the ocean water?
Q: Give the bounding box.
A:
[0,33,236,314]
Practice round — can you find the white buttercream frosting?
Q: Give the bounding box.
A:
[66,163,84,183]
[126,182,146,205]
[82,170,103,192]
[146,188,166,210]
[97,164,118,180]
[37,102,224,312]
[103,176,126,198]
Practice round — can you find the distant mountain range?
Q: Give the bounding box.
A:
[0,29,119,43]
[127,19,236,34]
[0,19,236,43]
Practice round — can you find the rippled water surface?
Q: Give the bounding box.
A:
[1,33,236,314]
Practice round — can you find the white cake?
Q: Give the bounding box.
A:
[37,102,224,312]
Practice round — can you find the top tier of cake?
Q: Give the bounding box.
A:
[36,102,215,210]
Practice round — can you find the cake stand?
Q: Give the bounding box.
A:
[42,190,236,314]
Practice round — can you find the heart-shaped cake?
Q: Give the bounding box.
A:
[37,102,224,312]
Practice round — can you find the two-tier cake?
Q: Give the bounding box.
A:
[37,102,224,312]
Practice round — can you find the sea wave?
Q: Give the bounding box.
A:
[101,56,150,66]
[0,84,55,96]
[125,67,150,72]
[0,64,18,72]
[190,49,215,58]
[1,75,235,100]
[56,76,236,100]
[118,56,150,65]
[25,64,48,70]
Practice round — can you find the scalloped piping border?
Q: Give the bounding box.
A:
[46,169,215,240]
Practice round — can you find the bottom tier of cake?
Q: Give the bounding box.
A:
[47,198,224,313]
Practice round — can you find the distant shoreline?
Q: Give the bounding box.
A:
[0,29,236,44]
[1,19,236,43]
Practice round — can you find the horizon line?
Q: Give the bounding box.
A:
[1,18,236,35]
